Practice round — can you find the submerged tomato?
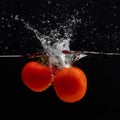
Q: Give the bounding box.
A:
[21,61,56,92]
[21,61,87,103]
[53,67,87,103]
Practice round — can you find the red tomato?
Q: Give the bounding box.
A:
[21,61,56,92]
[53,67,87,103]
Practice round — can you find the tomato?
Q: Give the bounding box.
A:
[21,61,87,103]
[53,67,87,103]
[21,61,56,92]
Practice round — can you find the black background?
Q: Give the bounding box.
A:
[0,0,120,119]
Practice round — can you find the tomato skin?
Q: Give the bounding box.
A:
[53,67,87,103]
[21,61,53,92]
[21,62,87,103]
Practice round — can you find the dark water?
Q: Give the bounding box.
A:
[1,0,120,119]
[1,56,120,119]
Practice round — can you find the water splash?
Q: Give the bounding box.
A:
[1,14,120,69]
[15,15,81,68]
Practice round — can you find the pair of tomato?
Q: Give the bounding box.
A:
[21,61,87,103]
